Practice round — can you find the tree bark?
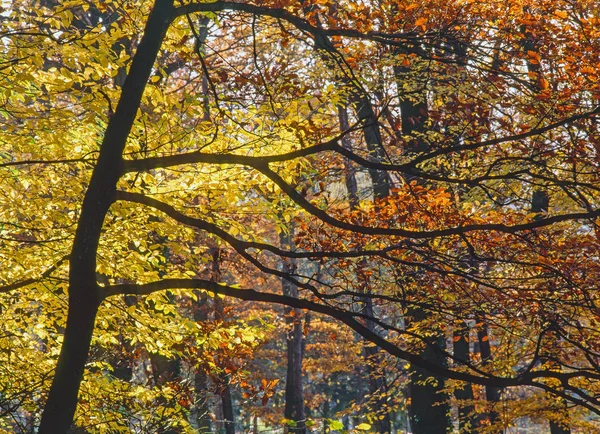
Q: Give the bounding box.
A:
[523,21,572,431]
[453,322,476,433]
[363,298,392,433]
[211,249,236,434]
[40,291,100,433]
[193,293,212,432]
[38,1,174,432]
[280,230,306,434]
[477,320,502,429]
[407,307,450,434]
[395,62,450,434]
[338,104,359,209]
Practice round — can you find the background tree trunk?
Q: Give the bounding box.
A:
[453,322,477,433]
[280,229,306,434]
[395,62,451,434]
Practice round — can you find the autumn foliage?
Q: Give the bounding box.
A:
[1,0,600,432]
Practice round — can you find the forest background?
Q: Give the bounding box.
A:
[1,0,600,432]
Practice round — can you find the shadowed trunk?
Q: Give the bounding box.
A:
[211,249,236,434]
[40,291,100,433]
[476,319,502,429]
[407,307,450,434]
[453,322,476,433]
[395,61,450,434]
[338,104,359,209]
[193,292,212,432]
[280,229,306,434]
[523,18,572,431]
[38,1,174,432]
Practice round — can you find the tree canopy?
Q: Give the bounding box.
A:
[1,0,600,432]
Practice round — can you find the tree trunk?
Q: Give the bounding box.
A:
[453,322,476,433]
[280,230,306,434]
[337,104,359,209]
[39,292,100,433]
[219,378,236,434]
[395,62,450,434]
[476,321,502,429]
[38,1,174,431]
[192,20,215,433]
[523,23,571,428]
[193,293,212,432]
[407,307,450,434]
[211,249,236,434]
[362,296,392,433]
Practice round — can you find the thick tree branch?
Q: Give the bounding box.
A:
[102,277,600,415]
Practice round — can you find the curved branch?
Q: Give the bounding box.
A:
[102,277,600,416]
[258,163,600,238]
[102,278,520,387]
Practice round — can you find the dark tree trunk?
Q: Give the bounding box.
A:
[476,321,502,429]
[40,292,100,433]
[350,95,390,200]
[310,16,390,201]
[453,322,476,433]
[523,24,571,428]
[307,21,392,431]
[339,101,391,432]
[193,293,212,432]
[218,377,236,434]
[280,230,306,434]
[211,249,236,434]
[192,21,214,432]
[550,420,571,434]
[363,298,392,433]
[37,1,174,432]
[407,307,450,434]
[396,61,450,434]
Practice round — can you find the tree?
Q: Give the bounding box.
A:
[2,0,600,432]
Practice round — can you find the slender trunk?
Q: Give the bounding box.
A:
[307,20,392,430]
[363,298,392,433]
[531,191,570,434]
[211,249,236,434]
[523,20,572,431]
[476,320,502,429]
[339,103,391,431]
[38,1,174,431]
[193,365,212,432]
[340,106,392,431]
[337,104,359,209]
[395,62,450,434]
[350,94,390,200]
[453,322,476,433]
[310,14,390,201]
[280,229,306,434]
[192,21,214,431]
[219,380,235,434]
[193,293,212,432]
[407,307,450,434]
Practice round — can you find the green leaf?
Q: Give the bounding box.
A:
[330,420,344,430]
